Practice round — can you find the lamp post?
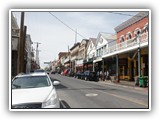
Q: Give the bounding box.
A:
[137,33,141,78]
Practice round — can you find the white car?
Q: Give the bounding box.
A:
[12,72,60,109]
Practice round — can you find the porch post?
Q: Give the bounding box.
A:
[93,62,95,72]
[102,58,104,81]
[116,54,119,83]
[138,48,141,77]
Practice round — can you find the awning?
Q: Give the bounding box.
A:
[93,57,102,63]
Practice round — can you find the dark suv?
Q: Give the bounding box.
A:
[74,71,83,79]
[81,71,98,81]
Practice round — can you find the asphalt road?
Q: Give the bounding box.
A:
[50,74,148,109]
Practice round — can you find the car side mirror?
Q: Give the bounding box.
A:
[53,81,60,86]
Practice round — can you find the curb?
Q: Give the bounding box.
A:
[98,81,148,92]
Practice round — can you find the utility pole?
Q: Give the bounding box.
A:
[17,12,24,74]
[34,42,41,68]
[21,26,27,73]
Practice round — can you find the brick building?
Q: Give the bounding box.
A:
[113,11,149,81]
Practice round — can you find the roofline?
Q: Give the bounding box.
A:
[114,11,149,33]
[70,42,80,50]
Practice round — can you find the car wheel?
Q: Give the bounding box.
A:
[85,77,87,81]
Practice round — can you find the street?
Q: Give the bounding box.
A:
[50,74,148,109]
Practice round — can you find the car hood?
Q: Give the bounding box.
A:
[12,86,54,105]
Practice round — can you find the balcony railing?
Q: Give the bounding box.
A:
[103,32,148,56]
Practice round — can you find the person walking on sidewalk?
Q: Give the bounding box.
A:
[97,71,100,81]
[100,70,102,81]
[106,70,110,80]
[104,71,106,81]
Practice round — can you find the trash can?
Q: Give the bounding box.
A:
[139,76,148,87]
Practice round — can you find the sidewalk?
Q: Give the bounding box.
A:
[98,79,148,92]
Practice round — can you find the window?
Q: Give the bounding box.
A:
[101,48,103,56]
[120,35,125,42]
[134,28,142,37]
[143,23,148,33]
[12,76,50,89]
[99,37,103,44]
[126,32,132,40]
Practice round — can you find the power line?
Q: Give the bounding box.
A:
[106,12,142,17]
[49,12,86,39]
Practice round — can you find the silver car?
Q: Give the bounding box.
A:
[12,72,60,109]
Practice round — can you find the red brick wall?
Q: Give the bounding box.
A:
[117,17,148,43]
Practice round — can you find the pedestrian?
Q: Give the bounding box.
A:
[97,71,99,80]
[107,70,110,80]
[104,71,106,81]
[100,70,102,80]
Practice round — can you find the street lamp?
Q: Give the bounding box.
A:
[137,31,141,78]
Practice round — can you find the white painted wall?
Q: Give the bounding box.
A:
[87,40,96,60]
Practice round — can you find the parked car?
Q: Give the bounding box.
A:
[68,70,74,77]
[12,72,60,109]
[74,71,83,79]
[63,69,70,76]
[51,71,56,74]
[81,71,98,81]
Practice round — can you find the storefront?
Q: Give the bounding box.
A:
[75,59,83,72]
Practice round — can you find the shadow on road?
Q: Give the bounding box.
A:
[55,84,68,89]
[60,100,71,108]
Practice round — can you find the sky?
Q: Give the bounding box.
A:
[12,10,138,68]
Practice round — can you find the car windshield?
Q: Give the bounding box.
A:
[34,69,45,72]
[12,76,51,89]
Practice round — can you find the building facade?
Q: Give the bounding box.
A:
[75,39,89,72]
[11,13,20,77]
[51,11,149,83]
[84,38,97,71]
[70,43,80,73]
[101,12,149,81]
[93,33,117,80]
[114,12,149,81]
[25,34,33,73]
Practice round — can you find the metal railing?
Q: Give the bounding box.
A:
[103,32,148,56]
